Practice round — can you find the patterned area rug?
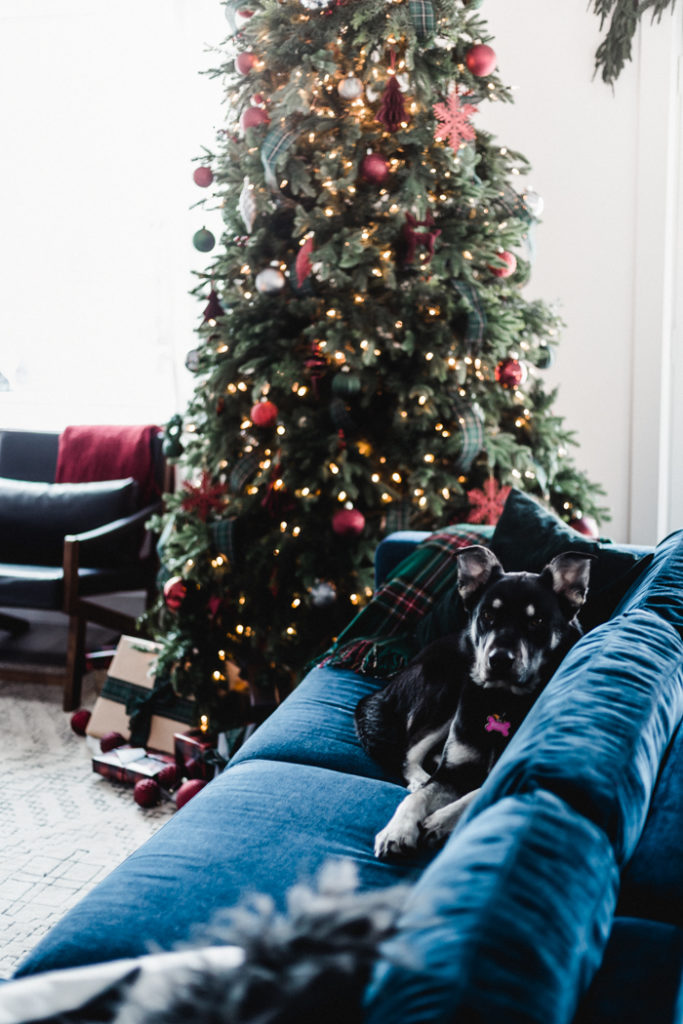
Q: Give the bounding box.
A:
[0,673,176,978]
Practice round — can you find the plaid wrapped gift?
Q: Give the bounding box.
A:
[318,524,493,677]
[174,730,219,782]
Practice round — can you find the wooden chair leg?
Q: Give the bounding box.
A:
[64,612,86,712]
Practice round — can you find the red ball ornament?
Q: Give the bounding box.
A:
[157,763,180,789]
[134,778,161,808]
[570,515,600,539]
[100,731,126,753]
[163,576,188,612]
[193,166,213,188]
[360,153,389,184]
[70,708,91,736]
[465,44,497,77]
[251,400,278,428]
[176,778,208,809]
[241,106,270,129]
[495,358,525,389]
[332,507,366,537]
[235,52,258,75]
[490,251,517,279]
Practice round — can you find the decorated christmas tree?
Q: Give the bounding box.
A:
[150,0,606,729]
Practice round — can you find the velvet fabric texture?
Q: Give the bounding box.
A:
[365,791,620,1024]
[55,424,160,504]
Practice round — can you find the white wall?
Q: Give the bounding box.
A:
[479,1,682,543]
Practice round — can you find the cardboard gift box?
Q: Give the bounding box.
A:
[86,635,197,754]
[92,746,176,786]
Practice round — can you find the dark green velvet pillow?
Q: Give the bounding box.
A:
[489,489,653,632]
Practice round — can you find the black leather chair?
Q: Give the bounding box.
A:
[0,428,173,711]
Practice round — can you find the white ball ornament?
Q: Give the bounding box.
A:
[338,75,363,100]
[255,268,286,294]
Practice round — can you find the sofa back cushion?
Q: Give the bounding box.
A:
[0,476,140,566]
[0,430,59,483]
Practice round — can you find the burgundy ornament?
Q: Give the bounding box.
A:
[193,166,213,188]
[332,507,366,537]
[100,731,126,753]
[465,43,497,77]
[377,75,408,132]
[489,251,517,279]
[250,400,278,428]
[176,779,208,809]
[495,358,525,390]
[241,106,270,129]
[134,778,161,808]
[202,288,224,322]
[163,576,188,612]
[70,708,91,736]
[570,515,600,539]
[156,763,180,790]
[401,212,441,265]
[360,152,389,185]
[235,52,258,75]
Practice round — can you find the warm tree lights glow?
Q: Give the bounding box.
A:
[148,0,605,730]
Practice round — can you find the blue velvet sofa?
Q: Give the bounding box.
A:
[6,494,683,1023]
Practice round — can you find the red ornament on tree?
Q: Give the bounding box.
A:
[100,731,126,753]
[193,166,213,188]
[163,576,188,612]
[570,514,600,539]
[360,152,389,184]
[295,237,314,287]
[235,52,258,75]
[495,358,525,389]
[465,44,497,77]
[241,106,270,129]
[332,507,365,536]
[490,251,517,278]
[251,400,278,428]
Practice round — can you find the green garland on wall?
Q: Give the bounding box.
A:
[592,0,679,84]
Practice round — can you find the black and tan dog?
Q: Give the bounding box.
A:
[355,545,592,859]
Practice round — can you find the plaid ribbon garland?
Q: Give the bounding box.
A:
[318,525,491,676]
[261,124,300,189]
[210,517,239,561]
[229,451,261,493]
[453,278,486,354]
[452,394,484,472]
[409,0,436,39]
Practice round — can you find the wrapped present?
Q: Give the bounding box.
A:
[86,635,197,754]
[174,730,219,782]
[92,746,176,786]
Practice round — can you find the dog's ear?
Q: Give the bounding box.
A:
[456,546,504,608]
[541,552,593,616]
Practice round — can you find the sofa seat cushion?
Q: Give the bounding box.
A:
[0,476,139,566]
[15,759,427,977]
[462,609,683,866]
[365,790,619,1024]
[229,666,400,783]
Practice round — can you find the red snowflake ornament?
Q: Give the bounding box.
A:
[181,470,227,521]
[433,88,477,152]
[467,479,511,526]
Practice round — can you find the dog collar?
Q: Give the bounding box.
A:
[485,713,511,737]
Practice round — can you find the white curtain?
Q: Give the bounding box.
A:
[0,0,225,430]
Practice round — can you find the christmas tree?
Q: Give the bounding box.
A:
[150,0,606,729]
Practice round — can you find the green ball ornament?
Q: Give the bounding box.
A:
[332,372,361,397]
[193,228,216,253]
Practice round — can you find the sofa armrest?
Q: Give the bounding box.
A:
[374,532,429,588]
[63,501,161,548]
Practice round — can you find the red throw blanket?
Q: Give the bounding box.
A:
[55,424,160,504]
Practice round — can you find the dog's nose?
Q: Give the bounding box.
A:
[488,649,515,675]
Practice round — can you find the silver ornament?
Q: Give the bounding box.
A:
[255,267,286,294]
[338,75,364,100]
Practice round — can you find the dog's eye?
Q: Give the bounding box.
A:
[529,616,545,630]
[480,608,494,625]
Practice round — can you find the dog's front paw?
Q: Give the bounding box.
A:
[374,820,420,860]
[419,790,479,848]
